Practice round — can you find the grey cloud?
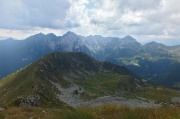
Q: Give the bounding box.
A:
[1,0,180,45]
[87,0,162,35]
[130,24,164,35]
[118,0,161,11]
[82,0,180,45]
[64,21,80,28]
[0,0,75,30]
[97,0,161,12]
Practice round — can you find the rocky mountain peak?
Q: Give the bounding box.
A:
[122,35,137,43]
[63,31,77,37]
[144,41,167,49]
[47,33,57,37]
[25,33,45,41]
[145,41,164,46]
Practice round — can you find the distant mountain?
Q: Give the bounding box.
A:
[143,41,171,57]
[0,34,57,79]
[103,35,143,58]
[1,31,180,89]
[0,52,142,107]
[82,35,143,59]
[144,41,167,48]
[0,32,143,79]
[56,31,91,54]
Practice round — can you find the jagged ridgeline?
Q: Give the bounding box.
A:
[0,52,143,107]
[1,32,180,89]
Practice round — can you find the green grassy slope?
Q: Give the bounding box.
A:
[0,52,142,107]
[0,62,66,108]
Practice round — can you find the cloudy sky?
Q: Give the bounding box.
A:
[0,0,180,45]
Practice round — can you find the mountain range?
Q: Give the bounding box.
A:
[1,31,180,89]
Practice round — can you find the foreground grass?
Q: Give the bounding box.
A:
[0,105,180,119]
[135,86,180,103]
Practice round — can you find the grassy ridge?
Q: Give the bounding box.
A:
[76,73,180,103]
[0,52,142,107]
[0,62,66,108]
[0,105,180,119]
[77,73,142,97]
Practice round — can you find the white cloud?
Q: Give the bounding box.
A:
[0,28,64,39]
[0,0,180,45]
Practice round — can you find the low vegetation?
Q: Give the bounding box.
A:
[0,52,143,107]
[0,105,180,119]
[76,73,180,103]
[0,52,180,119]
[135,85,180,103]
[78,73,143,96]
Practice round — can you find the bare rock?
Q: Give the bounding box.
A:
[19,94,40,107]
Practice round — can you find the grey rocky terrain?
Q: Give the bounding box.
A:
[53,82,162,108]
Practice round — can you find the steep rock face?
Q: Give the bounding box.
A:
[104,36,143,58]
[81,35,143,59]
[81,35,113,59]
[55,32,91,54]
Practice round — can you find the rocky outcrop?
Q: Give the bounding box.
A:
[19,94,40,107]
